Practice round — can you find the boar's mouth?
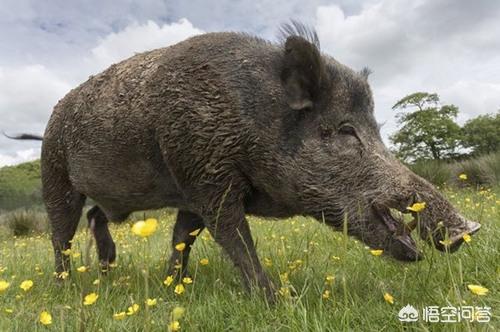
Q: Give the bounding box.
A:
[372,204,423,262]
[371,201,481,260]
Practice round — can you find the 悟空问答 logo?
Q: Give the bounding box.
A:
[398,304,419,322]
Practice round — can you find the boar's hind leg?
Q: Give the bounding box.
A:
[45,187,86,277]
[166,210,205,279]
[205,203,275,301]
[87,206,116,270]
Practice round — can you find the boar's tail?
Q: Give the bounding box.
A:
[3,132,43,141]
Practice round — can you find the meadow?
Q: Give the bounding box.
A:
[0,186,498,331]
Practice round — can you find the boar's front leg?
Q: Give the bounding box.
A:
[205,201,275,301]
[166,210,205,279]
[87,206,116,270]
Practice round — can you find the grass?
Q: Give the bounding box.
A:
[0,188,498,331]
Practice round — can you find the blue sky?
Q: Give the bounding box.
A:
[1,0,499,166]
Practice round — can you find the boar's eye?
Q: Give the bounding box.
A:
[338,123,357,137]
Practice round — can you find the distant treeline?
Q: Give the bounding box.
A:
[0,160,42,211]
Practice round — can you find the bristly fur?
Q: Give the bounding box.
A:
[360,67,372,79]
[278,20,320,49]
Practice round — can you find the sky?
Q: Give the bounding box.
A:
[1,0,499,166]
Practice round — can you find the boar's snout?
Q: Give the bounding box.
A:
[430,217,481,253]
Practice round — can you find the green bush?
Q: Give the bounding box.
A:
[0,208,49,236]
[409,151,500,188]
[451,152,500,187]
[409,159,452,186]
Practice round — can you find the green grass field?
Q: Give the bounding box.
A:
[0,188,498,331]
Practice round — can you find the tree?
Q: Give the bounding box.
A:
[462,111,500,155]
[390,92,462,162]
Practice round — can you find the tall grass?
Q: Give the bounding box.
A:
[410,151,500,187]
[0,188,497,331]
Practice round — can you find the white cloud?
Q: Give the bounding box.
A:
[314,0,500,144]
[0,18,203,167]
[0,148,40,167]
[87,19,203,73]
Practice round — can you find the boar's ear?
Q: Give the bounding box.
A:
[281,36,325,111]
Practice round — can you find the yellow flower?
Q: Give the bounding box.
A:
[83,292,99,305]
[407,202,426,212]
[174,284,185,295]
[189,228,201,236]
[169,320,181,332]
[145,298,157,307]
[39,311,52,325]
[325,275,335,285]
[467,284,488,296]
[62,249,72,256]
[383,292,394,304]
[20,280,33,292]
[463,234,471,243]
[126,303,139,315]
[175,242,186,251]
[57,271,69,280]
[72,252,81,259]
[131,218,158,237]
[172,306,185,320]
[182,277,193,284]
[459,173,467,180]
[370,249,384,256]
[76,266,88,273]
[322,290,331,299]
[439,239,452,246]
[199,258,209,266]
[164,275,174,287]
[0,280,10,292]
[264,258,272,267]
[93,279,100,285]
[4,308,13,314]
[113,312,126,320]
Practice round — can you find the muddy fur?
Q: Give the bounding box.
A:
[37,23,479,299]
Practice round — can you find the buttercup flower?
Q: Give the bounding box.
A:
[189,228,201,236]
[20,280,33,291]
[39,311,52,325]
[407,202,426,212]
[463,234,471,243]
[83,292,99,305]
[439,239,452,246]
[383,292,394,304]
[146,298,157,307]
[131,218,158,237]
[172,306,185,320]
[199,258,209,266]
[113,312,126,320]
[0,280,10,292]
[459,174,467,180]
[467,284,488,296]
[175,242,186,251]
[76,266,88,273]
[169,321,181,332]
[370,249,383,256]
[164,275,174,286]
[174,284,185,295]
[182,277,193,284]
[127,303,139,315]
[325,275,335,285]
